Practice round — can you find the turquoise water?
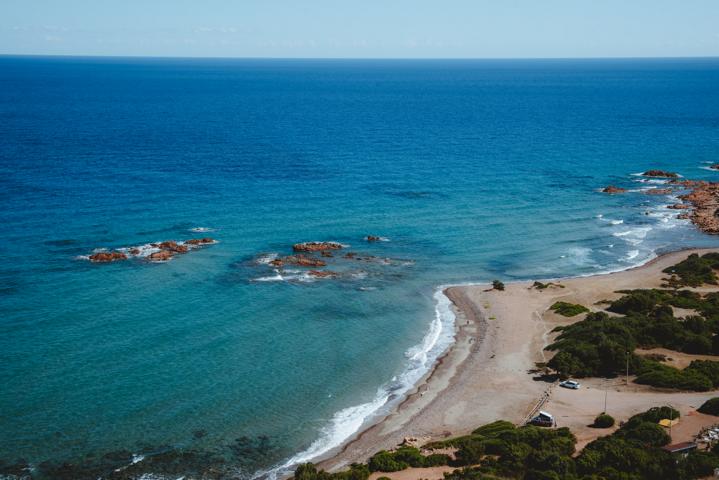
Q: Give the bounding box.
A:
[1,57,719,479]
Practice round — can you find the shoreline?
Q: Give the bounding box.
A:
[312,246,719,473]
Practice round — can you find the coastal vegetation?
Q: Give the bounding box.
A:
[295,407,719,480]
[545,280,719,389]
[662,252,719,287]
[698,397,719,416]
[592,413,615,428]
[549,301,589,317]
[492,280,505,291]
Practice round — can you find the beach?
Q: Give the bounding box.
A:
[319,248,719,473]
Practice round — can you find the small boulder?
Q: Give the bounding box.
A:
[366,235,382,242]
[293,242,344,252]
[148,250,173,262]
[89,251,128,263]
[642,170,679,178]
[185,238,215,246]
[602,186,626,194]
[308,270,338,278]
[644,188,672,195]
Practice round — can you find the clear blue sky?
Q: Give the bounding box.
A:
[1,0,718,58]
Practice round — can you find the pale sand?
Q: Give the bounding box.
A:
[318,248,719,473]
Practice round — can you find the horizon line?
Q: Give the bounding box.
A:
[1,53,719,62]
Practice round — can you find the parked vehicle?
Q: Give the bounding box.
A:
[528,411,555,427]
[559,380,580,389]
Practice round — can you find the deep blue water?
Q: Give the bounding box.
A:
[1,56,719,479]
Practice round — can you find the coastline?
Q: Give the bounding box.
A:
[313,247,719,473]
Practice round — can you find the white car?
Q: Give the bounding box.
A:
[559,380,580,390]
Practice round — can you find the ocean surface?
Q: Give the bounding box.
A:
[1,56,719,479]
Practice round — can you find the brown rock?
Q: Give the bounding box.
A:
[679,182,719,233]
[366,235,382,241]
[270,255,326,268]
[321,251,333,257]
[185,238,215,246]
[158,241,188,253]
[644,188,672,195]
[293,242,344,252]
[601,185,626,194]
[148,250,174,261]
[344,252,357,259]
[711,164,719,171]
[669,179,706,187]
[667,204,690,210]
[308,270,338,278]
[129,248,141,255]
[642,169,679,178]
[89,251,128,263]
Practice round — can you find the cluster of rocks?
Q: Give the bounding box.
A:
[596,168,719,235]
[678,182,719,234]
[89,238,215,263]
[642,169,679,178]
[258,237,395,281]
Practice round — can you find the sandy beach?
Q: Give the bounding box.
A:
[318,248,719,474]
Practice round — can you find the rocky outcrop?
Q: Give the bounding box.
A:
[679,182,719,234]
[366,235,382,241]
[185,238,215,246]
[308,270,338,278]
[667,204,690,210]
[670,179,706,187]
[711,164,719,171]
[270,254,326,268]
[643,170,679,178]
[156,241,189,253]
[601,186,626,194]
[293,241,344,252]
[89,251,127,263]
[644,188,672,195]
[148,250,174,262]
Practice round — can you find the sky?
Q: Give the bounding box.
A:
[0,0,718,59]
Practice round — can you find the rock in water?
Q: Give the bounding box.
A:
[680,182,719,234]
[642,169,679,178]
[185,238,215,246]
[601,185,626,194]
[89,251,128,263]
[292,241,344,252]
[148,250,174,262]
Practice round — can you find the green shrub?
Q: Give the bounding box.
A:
[592,413,615,428]
[550,301,589,317]
[492,280,505,291]
[662,253,719,287]
[368,451,408,472]
[471,420,515,437]
[698,397,719,416]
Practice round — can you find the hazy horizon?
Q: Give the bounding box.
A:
[1,0,718,59]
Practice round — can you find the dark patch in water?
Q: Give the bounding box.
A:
[43,239,78,247]
[3,435,284,480]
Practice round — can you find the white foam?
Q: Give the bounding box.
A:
[612,226,652,245]
[255,253,278,265]
[625,250,640,261]
[190,226,215,233]
[260,287,456,479]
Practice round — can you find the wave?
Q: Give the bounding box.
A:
[259,287,456,479]
[612,226,652,246]
[190,226,215,233]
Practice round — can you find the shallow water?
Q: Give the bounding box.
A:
[1,56,719,478]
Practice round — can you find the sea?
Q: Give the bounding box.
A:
[1,56,719,479]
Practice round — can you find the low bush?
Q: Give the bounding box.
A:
[698,397,719,416]
[549,302,589,317]
[592,413,615,428]
[492,280,505,291]
[662,252,719,287]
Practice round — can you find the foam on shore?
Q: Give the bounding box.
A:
[260,287,456,479]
